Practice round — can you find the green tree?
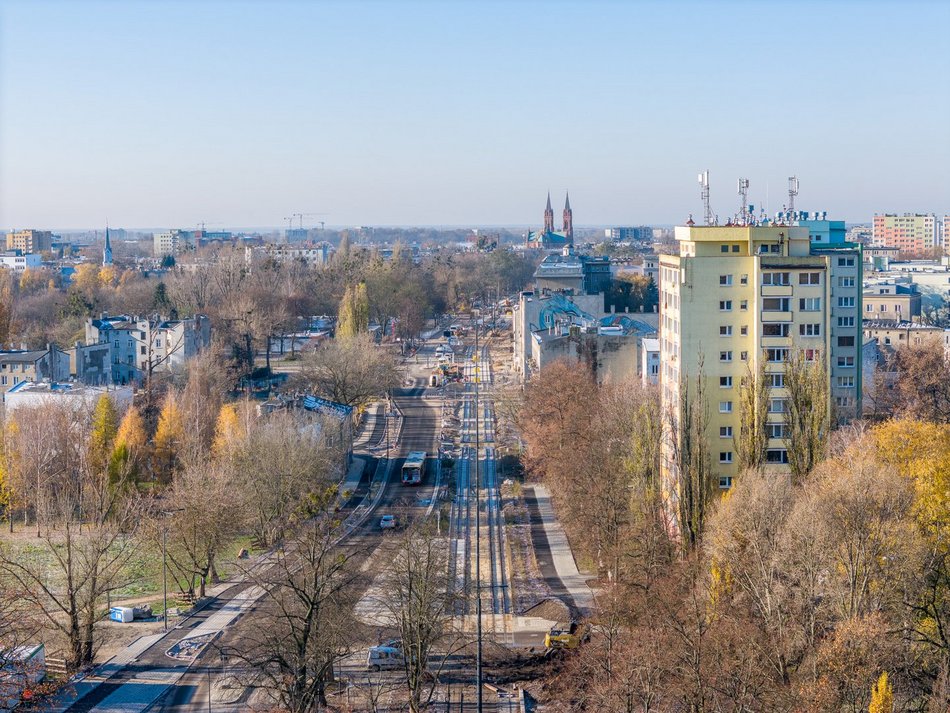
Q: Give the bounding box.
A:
[672,356,713,553]
[89,395,118,476]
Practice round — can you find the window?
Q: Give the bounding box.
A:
[762,272,791,286]
[838,257,855,267]
[838,316,855,327]
[155,339,162,348]
[763,297,790,311]
[838,297,855,308]
[799,272,821,285]
[740,274,748,284]
[768,398,788,413]
[719,476,733,489]
[770,244,781,254]
[719,300,733,311]
[720,274,733,286]
[838,336,855,347]
[767,423,788,439]
[140,345,146,355]
[721,244,729,253]
[763,323,790,337]
[766,449,789,464]
[720,376,733,388]
[800,298,821,311]
[804,348,820,361]
[720,326,733,337]
[732,245,740,253]
[837,376,855,388]
[839,276,855,288]
[800,323,821,337]
[0,376,5,386]
[720,351,733,362]
[837,356,855,368]
[740,351,748,361]
[768,373,785,388]
[114,340,119,348]
[879,304,887,312]
[719,452,733,464]
[766,348,789,362]
[866,304,874,312]
[719,401,733,413]
[127,355,134,364]
[740,326,748,336]
[720,426,733,438]
[740,300,748,311]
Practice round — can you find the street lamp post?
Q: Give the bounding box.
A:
[474,323,483,713]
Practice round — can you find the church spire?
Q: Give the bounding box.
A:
[103,224,113,267]
[543,191,554,233]
[562,191,573,243]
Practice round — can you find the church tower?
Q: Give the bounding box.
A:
[103,225,113,267]
[543,192,554,233]
[563,192,573,243]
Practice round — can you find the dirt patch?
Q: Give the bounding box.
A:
[521,596,571,621]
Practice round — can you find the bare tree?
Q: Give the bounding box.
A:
[784,348,829,482]
[294,333,400,409]
[0,401,143,669]
[232,516,359,712]
[381,523,464,713]
[734,356,771,472]
[162,459,247,598]
[670,357,713,553]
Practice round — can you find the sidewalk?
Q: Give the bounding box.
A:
[525,484,595,616]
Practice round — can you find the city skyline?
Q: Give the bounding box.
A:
[2,0,948,228]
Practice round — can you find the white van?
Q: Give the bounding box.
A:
[367,645,404,671]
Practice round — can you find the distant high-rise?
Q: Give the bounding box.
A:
[103,226,113,267]
[6,229,52,254]
[872,213,940,255]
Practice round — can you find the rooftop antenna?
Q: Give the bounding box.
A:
[788,176,799,217]
[698,170,712,226]
[737,178,750,225]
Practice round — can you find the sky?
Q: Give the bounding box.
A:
[1,0,948,230]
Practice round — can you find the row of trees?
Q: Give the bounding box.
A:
[519,356,950,711]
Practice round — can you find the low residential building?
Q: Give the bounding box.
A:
[862,319,948,350]
[67,342,113,385]
[4,381,133,415]
[641,337,660,386]
[6,229,53,254]
[864,246,900,271]
[0,251,41,273]
[862,282,922,321]
[605,226,654,243]
[533,246,611,296]
[0,346,70,396]
[255,242,333,268]
[85,314,211,384]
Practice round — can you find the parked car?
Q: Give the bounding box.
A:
[367,645,403,671]
[379,514,397,530]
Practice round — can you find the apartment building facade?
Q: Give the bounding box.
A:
[6,230,53,254]
[872,214,940,255]
[85,314,211,384]
[659,225,861,490]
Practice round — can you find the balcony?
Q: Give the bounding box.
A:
[761,284,794,297]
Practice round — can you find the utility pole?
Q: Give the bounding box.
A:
[474,323,483,712]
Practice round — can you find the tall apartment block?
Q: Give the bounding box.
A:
[872,213,940,255]
[6,229,53,254]
[659,225,861,489]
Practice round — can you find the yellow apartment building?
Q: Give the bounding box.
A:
[659,225,861,489]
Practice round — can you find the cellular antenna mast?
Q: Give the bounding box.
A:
[698,170,712,226]
[737,178,750,225]
[788,176,799,216]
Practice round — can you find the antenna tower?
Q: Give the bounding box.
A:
[698,170,713,226]
[788,176,799,217]
[737,178,750,225]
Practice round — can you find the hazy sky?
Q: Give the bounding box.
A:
[1,0,948,230]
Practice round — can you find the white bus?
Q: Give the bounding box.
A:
[401,451,426,485]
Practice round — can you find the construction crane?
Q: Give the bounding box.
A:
[292,212,328,229]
